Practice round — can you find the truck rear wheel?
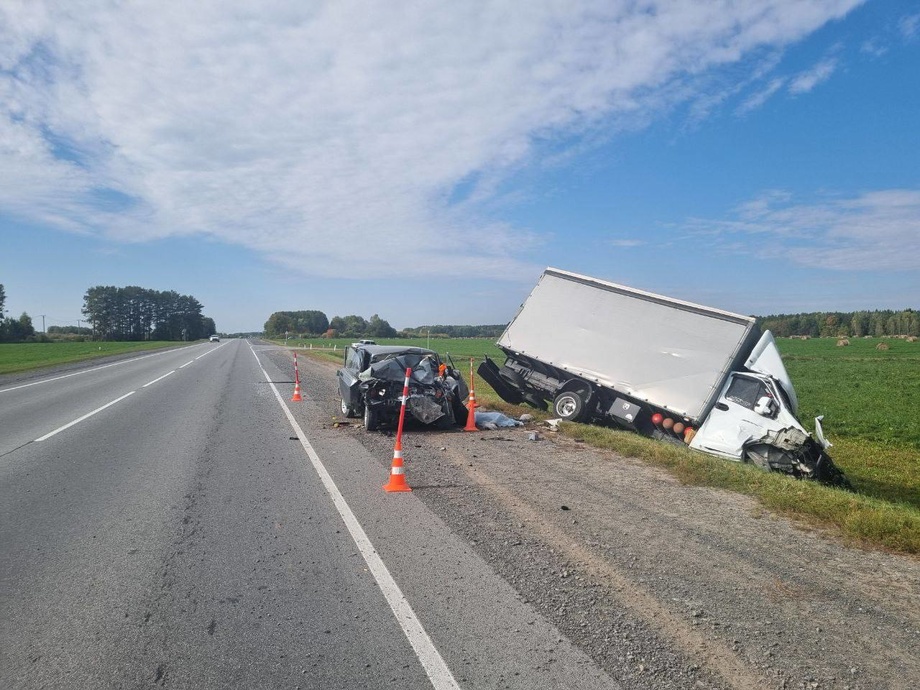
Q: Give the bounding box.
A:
[553,391,588,422]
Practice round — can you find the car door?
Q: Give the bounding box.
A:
[337,346,366,408]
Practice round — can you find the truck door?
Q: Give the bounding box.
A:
[690,374,779,460]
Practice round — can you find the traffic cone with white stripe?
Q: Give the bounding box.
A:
[384,366,413,492]
[291,352,303,402]
[464,358,478,431]
[383,437,411,492]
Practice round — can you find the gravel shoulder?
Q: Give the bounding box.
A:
[262,347,920,689]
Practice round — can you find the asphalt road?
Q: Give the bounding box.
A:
[0,339,619,689]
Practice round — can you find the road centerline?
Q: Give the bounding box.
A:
[34,391,136,442]
[142,370,176,388]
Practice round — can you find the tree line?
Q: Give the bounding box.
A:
[0,284,37,342]
[757,309,919,338]
[399,324,507,338]
[82,286,215,341]
[263,310,504,339]
[263,311,397,338]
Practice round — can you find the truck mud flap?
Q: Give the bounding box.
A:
[477,357,524,405]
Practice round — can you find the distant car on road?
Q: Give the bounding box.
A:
[337,343,468,431]
[209,335,220,342]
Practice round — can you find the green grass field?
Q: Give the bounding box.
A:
[0,341,192,375]
[291,335,920,553]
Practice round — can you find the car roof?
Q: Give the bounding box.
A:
[359,344,437,357]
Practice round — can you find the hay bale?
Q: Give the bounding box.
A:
[907,336,918,343]
[876,342,890,351]
[836,339,850,347]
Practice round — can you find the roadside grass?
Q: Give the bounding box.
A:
[287,335,920,554]
[555,423,920,555]
[0,341,192,375]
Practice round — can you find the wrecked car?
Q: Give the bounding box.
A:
[479,268,851,488]
[337,344,469,431]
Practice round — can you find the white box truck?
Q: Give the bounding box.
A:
[479,268,850,487]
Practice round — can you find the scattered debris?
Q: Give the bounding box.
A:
[475,411,523,429]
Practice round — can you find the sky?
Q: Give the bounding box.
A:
[1,0,918,335]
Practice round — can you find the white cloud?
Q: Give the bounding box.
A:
[684,189,920,271]
[788,57,838,94]
[900,13,920,39]
[0,0,866,278]
[737,76,787,113]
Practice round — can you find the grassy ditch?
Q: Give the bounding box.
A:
[0,341,193,376]
[553,422,920,555]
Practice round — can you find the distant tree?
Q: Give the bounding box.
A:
[202,316,216,337]
[340,315,369,336]
[366,314,397,338]
[263,310,329,337]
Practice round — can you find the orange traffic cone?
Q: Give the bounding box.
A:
[291,352,304,402]
[291,379,303,402]
[464,389,478,431]
[383,437,412,492]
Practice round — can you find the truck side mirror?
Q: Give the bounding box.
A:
[754,396,777,417]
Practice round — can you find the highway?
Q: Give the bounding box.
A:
[0,339,618,689]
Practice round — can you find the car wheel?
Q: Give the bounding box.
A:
[553,391,587,422]
[341,397,355,418]
[363,404,379,431]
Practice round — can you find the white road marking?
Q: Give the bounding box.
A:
[26,342,224,442]
[0,343,207,394]
[35,391,136,442]
[142,371,176,388]
[249,345,460,690]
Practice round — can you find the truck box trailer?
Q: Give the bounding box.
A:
[479,268,850,487]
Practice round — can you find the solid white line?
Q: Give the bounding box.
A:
[35,391,136,442]
[0,344,207,394]
[142,370,175,388]
[179,361,194,369]
[248,345,460,690]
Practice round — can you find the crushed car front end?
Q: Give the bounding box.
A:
[360,352,468,430]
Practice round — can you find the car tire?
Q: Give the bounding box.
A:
[341,397,356,418]
[363,404,379,431]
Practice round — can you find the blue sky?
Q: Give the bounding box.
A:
[1,1,918,334]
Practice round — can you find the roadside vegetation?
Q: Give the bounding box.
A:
[288,335,920,555]
[0,341,193,376]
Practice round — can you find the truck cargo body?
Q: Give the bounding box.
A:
[480,268,850,487]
